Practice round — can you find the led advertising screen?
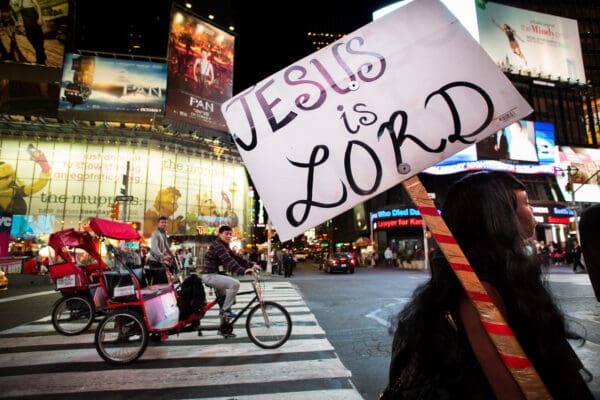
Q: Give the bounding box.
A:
[557,146,600,203]
[583,97,600,145]
[476,1,585,82]
[165,5,235,132]
[476,120,539,164]
[57,53,167,121]
[425,120,557,175]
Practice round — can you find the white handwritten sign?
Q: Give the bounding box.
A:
[222,0,533,242]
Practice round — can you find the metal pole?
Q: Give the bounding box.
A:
[422,219,429,270]
[122,161,130,223]
[266,219,272,274]
[369,212,376,267]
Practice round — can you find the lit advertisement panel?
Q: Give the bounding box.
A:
[425,120,557,175]
[165,6,235,132]
[476,120,539,164]
[583,97,600,145]
[0,0,69,114]
[57,53,167,120]
[0,0,68,68]
[557,147,600,203]
[0,138,250,239]
[476,2,585,82]
[534,121,557,164]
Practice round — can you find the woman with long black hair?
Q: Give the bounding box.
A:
[381,171,593,399]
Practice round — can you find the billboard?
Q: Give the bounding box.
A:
[557,146,600,203]
[476,1,585,82]
[583,97,600,145]
[0,137,250,239]
[0,0,68,67]
[0,0,68,115]
[476,120,539,163]
[424,120,557,175]
[57,53,167,121]
[165,5,235,132]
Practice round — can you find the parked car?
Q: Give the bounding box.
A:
[294,252,308,261]
[0,270,7,291]
[322,252,356,274]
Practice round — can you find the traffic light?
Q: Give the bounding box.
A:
[565,181,574,193]
[110,202,120,220]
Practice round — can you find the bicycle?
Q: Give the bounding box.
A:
[94,270,292,365]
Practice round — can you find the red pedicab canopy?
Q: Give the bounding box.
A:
[88,218,141,241]
[49,229,101,265]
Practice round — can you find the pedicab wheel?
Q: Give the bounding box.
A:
[52,295,94,336]
[94,310,148,365]
[246,301,292,349]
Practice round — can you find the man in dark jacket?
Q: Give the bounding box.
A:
[202,225,257,324]
[282,248,294,277]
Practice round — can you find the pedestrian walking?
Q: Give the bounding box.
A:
[572,240,586,273]
[184,248,193,276]
[282,248,294,278]
[384,247,393,266]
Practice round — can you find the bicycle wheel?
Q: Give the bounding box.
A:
[51,295,94,336]
[246,301,292,349]
[94,310,148,365]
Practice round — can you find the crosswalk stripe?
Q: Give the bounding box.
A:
[0,359,353,397]
[183,389,365,400]
[0,280,364,399]
[0,337,335,367]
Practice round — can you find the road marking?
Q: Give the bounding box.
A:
[365,298,411,328]
[0,281,365,400]
[0,290,56,304]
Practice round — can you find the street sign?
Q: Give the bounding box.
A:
[115,195,134,202]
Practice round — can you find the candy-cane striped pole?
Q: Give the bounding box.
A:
[402,175,551,400]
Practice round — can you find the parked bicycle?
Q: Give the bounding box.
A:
[94,268,292,365]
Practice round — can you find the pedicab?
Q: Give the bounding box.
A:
[47,217,141,335]
[92,259,292,365]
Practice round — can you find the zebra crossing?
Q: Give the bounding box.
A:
[0,280,364,400]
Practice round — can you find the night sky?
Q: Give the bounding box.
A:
[73,0,392,94]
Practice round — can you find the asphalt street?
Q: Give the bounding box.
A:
[1,262,598,399]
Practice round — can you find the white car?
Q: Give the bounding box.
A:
[294,252,308,261]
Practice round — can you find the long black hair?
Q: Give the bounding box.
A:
[389,171,590,398]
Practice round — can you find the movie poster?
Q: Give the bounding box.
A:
[165,5,235,132]
[58,53,167,116]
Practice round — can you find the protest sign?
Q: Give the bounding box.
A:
[222,0,532,241]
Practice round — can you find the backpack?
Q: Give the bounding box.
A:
[177,274,207,320]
